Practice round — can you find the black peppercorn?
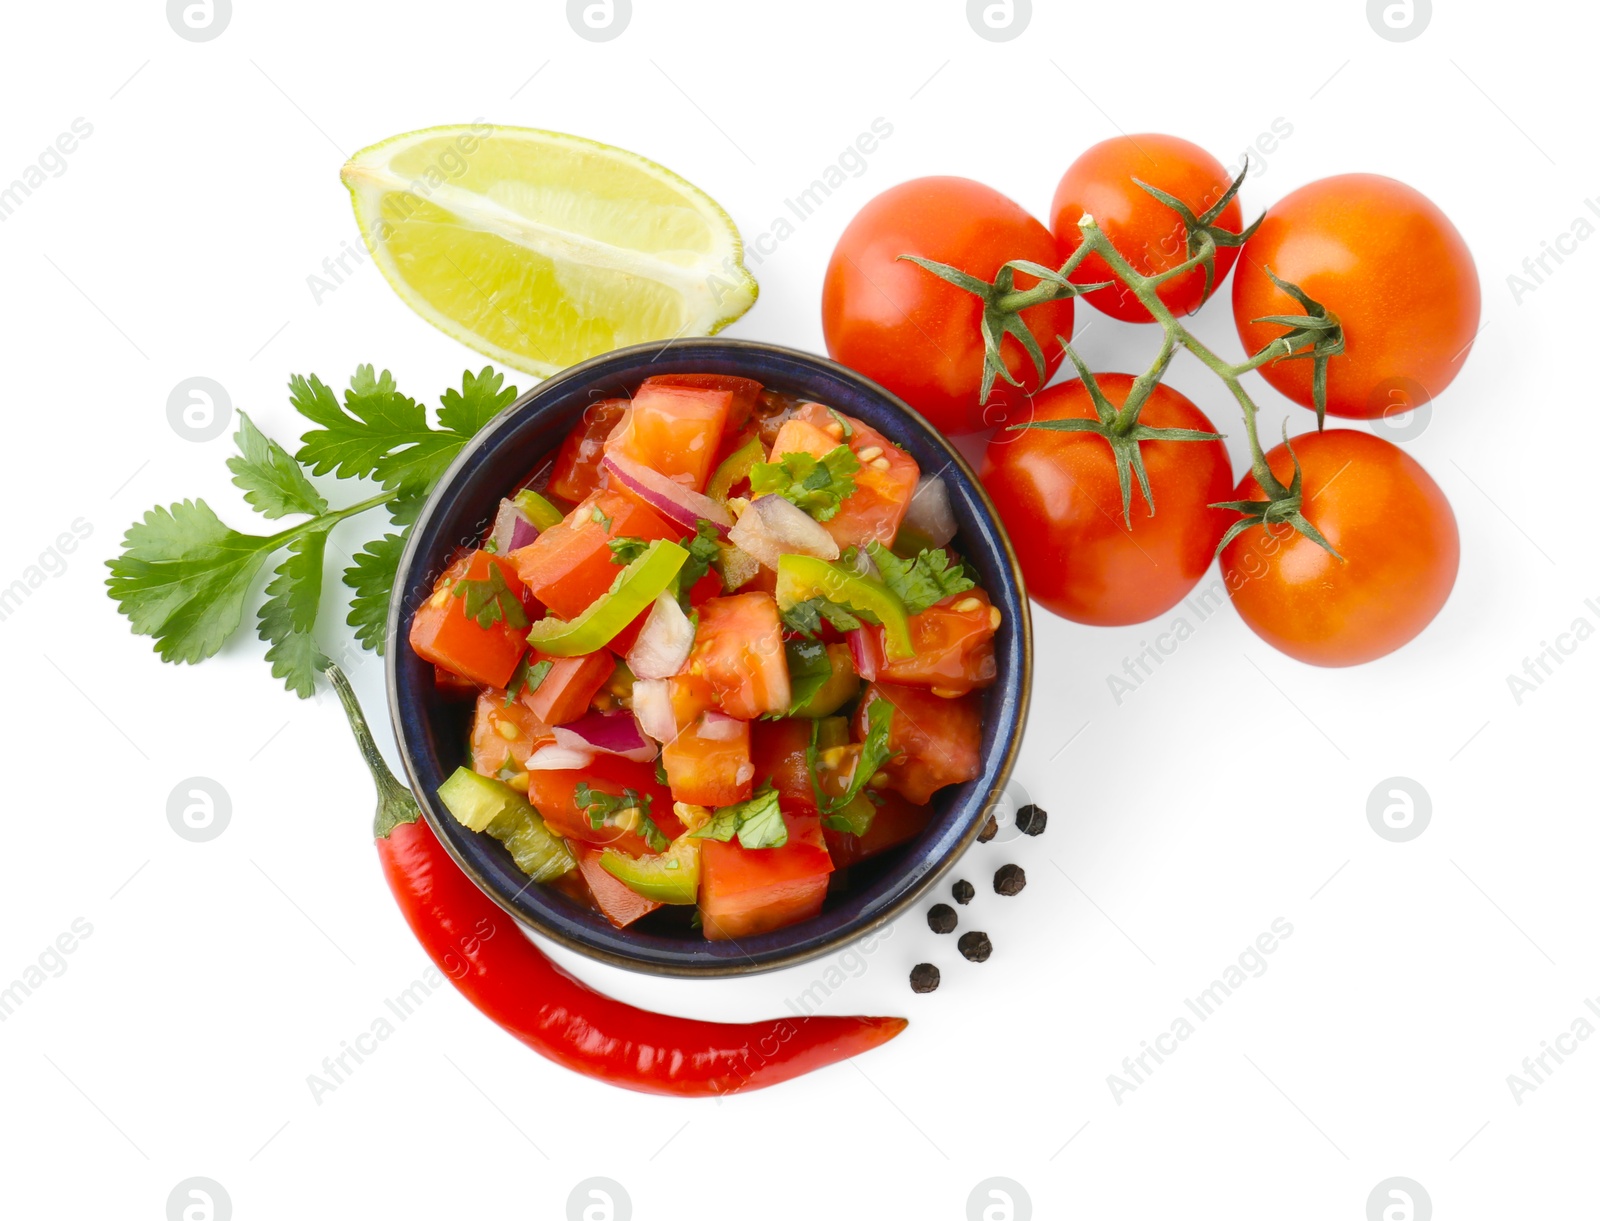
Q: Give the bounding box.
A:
[993,864,1026,896]
[909,963,940,993]
[1015,804,1048,836]
[958,931,992,962]
[976,814,999,843]
[927,903,957,934]
[951,879,975,905]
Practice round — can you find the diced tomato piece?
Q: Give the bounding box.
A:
[604,384,732,492]
[768,403,920,548]
[662,713,754,807]
[685,593,791,720]
[548,399,628,504]
[434,665,479,700]
[510,488,677,620]
[470,691,554,776]
[641,373,762,437]
[407,550,528,689]
[823,789,932,868]
[574,845,662,928]
[855,682,983,804]
[861,590,997,696]
[699,807,834,940]
[519,650,614,726]
[528,756,682,859]
[751,718,815,807]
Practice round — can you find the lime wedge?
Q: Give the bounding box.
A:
[340,125,758,376]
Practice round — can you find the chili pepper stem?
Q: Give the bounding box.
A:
[324,661,421,839]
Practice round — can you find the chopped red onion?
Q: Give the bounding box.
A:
[491,498,540,554]
[625,592,695,680]
[847,628,879,682]
[901,474,958,549]
[631,678,677,745]
[697,710,744,742]
[552,709,658,763]
[525,743,596,771]
[601,454,732,538]
[727,494,840,570]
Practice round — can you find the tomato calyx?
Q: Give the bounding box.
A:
[1210,427,1342,560]
[898,252,1111,404]
[1244,268,1346,429]
[1131,162,1264,310]
[1010,339,1223,526]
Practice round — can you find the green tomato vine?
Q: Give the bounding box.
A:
[904,165,1347,558]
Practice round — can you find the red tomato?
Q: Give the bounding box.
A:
[548,399,627,504]
[1232,174,1480,419]
[1052,134,1245,322]
[528,756,682,858]
[699,808,833,940]
[822,177,1074,435]
[823,789,931,869]
[519,650,614,726]
[407,550,528,689]
[604,383,732,492]
[640,373,762,437]
[750,718,815,806]
[434,665,479,700]
[856,682,981,804]
[510,488,677,620]
[1221,430,1459,666]
[981,377,1233,626]
[573,846,662,929]
[768,403,920,549]
[661,713,754,807]
[855,590,997,695]
[469,691,553,777]
[685,593,791,720]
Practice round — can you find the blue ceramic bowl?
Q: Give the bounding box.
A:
[387,338,1031,976]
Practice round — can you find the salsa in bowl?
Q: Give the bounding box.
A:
[388,339,1030,975]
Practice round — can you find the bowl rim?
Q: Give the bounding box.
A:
[386,336,1032,977]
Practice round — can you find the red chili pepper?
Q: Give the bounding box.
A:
[326,665,906,1097]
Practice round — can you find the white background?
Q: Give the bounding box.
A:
[1,1,1594,1218]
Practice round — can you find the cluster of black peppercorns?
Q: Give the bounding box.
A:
[910,803,1047,993]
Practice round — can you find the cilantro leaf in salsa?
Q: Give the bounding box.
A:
[688,787,788,849]
[866,542,976,615]
[749,444,860,522]
[453,562,530,630]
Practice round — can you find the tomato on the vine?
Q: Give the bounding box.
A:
[981,377,1233,626]
[1052,134,1246,322]
[822,177,1074,435]
[1221,430,1458,666]
[1232,174,1480,420]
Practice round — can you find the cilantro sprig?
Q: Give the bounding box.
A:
[866,542,975,615]
[106,366,517,698]
[688,787,788,849]
[453,563,529,630]
[575,782,669,852]
[782,596,878,638]
[749,445,859,522]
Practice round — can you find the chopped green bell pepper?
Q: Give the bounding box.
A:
[705,435,765,504]
[512,488,565,531]
[525,539,688,656]
[599,837,700,904]
[437,767,575,882]
[775,554,914,660]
